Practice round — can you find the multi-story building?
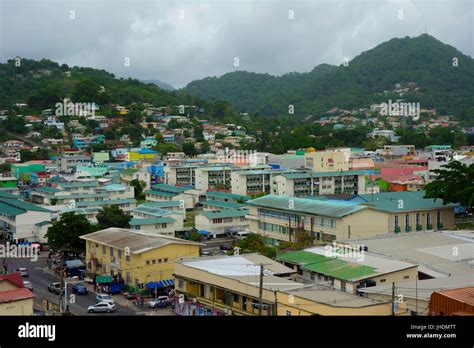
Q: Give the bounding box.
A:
[145,184,196,210]
[230,169,296,196]
[195,208,249,237]
[165,164,198,186]
[195,165,270,192]
[244,194,457,245]
[273,170,367,197]
[81,228,202,292]
[130,205,185,236]
[304,150,350,172]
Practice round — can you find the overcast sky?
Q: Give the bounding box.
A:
[0,0,472,88]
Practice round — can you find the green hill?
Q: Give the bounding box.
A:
[184,34,474,122]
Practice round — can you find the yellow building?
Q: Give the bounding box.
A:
[0,274,34,315]
[80,227,203,291]
[304,150,349,172]
[128,149,159,161]
[244,195,457,245]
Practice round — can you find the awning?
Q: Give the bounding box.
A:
[146,279,175,289]
[199,230,210,235]
[65,259,84,269]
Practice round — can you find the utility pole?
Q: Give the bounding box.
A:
[258,263,264,316]
[391,282,395,316]
[59,250,64,314]
[415,274,418,315]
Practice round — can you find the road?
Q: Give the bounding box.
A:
[5,252,136,316]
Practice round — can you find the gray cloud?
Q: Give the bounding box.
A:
[0,0,472,88]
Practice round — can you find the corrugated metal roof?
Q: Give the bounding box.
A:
[200,208,248,219]
[280,170,366,179]
[129,217,175,225]
[435,286,474,306]
[80,227,203,253]
[0,288,35,303]
[0,202,25,216]
[363,198,458,213]
[205,191,251,201]
[152,184,189,193]
[246,195,368,218]
[201,200,244,209]
[145,190,177,197]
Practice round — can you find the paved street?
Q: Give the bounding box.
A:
[5,252,136,316]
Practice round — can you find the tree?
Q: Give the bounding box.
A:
[45,212,95,252]
[425,161,474,213]
[182,142,197,157]
[130,179,146,200]
[96,205,131,229]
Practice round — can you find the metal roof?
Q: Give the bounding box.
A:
[201,199,244,209]
[280,170,366,179]
[0,202,25,216]
[246,195,368,218]
[205,191,251,201]
[363,198,458,213]
[152,184,190,193]
[145,190,177,197]
[129,217,176,225]
[0,198,52,213]
[80,227,203,253]
[200,208,248,219]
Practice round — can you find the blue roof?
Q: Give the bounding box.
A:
[136,149,158,154]
[146,279,174,289]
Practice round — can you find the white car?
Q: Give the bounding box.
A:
[15,268,29,277]
[146,296,171,308]
[95,294,114,304]
[23,280,33,291]
[87,301,116,313]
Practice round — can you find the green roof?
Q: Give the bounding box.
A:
[58,181,98,188]
[152,184,189,193]
[142,201,182,208]
[201,199,244,209]
[0,198,52,213]
[121,168,138,175]
[35,220,52,226]
[145,190,177,197]
[57,193,109,200]
[200,208,248,219]
[303,258,378,281]
[280,170,366,179]
[205,191,251,201]
[364,198,458,213]
[0,191,19,199]
[75,198,136,207]
[357,191,426,202]
[278,250,378,281]
[246,195,367,218]
[34,187,62,194]
[0,202,26,216]
[130,217,175,225]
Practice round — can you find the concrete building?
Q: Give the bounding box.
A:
[145,184,196,210]
[0,274,35,315]
[130,205,185,236]
[304,150,350,172]
[195,208,249,237]
[273,170,367,197]
[80,228,203,292]
[230,169,296,196]
[244,195,457,245]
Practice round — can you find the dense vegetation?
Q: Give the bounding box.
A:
[185,35,474,124]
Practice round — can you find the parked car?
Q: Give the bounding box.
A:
[219,245,232,251]
[96,294,114,304]
[87,301,116,313]
[47,282,63,294]
[23,280,33,291]
[146,296,171,308]
[72,283,88,295]
[15,268,29,277]
[201,251,211,256]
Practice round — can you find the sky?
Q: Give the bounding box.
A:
[0,0,473,88]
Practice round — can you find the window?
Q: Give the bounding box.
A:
[164,258,168,262]
[436,211,441,226]
[233,293,240,303]
[88,241,91,250]
[240,216,246,222]
[286,310,292,316]
[380,279,386,283]
[341,281,346,292]
[213,218,223,224]
[403,275,410,279]
[110,247,114,258]
[146,260,150,265]
[118,249,122,259]
[427,213,431,226]
[158,259,162,263]
[405,214,410,227]
[310,273,315,281]
[102,245,106,254]
[126,254,130,262]
[152,260,156,264]
[394,215,399,228]
[416,213,420,226]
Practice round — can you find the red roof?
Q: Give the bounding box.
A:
[0,273,25,288]
[0,288,35,303]
[0,273,35,303]
[436,286,474,306]
[381,167,427,183]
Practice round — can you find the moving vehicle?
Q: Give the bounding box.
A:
[72,283,88,295]
[146,296,172,308]
[87,301,116,313]
[47,282,63,294]
[96,294,114,304]
[23,280,33,291]
[15,268,29,277]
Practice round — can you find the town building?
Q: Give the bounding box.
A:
[0,274,34,315]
